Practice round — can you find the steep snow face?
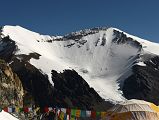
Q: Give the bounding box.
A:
[1,25,159,102]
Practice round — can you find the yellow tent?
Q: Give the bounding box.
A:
[105,99,159,120]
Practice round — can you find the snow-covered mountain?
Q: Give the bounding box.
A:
[1,25,159,107]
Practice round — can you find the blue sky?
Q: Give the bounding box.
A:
[0,0,159,42]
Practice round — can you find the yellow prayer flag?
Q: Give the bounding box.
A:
[76,109,81,117]
[15,107,19,113]
[101,111,107,119]
[59,111,65,120]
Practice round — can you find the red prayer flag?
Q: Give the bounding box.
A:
[24,107,29,113]
[3,107,8,112]
[66,108,71,115]
[91,111,96,118]
[66,108,71,120]
[44,107,49,113]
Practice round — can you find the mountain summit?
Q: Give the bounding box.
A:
[1,25,159,108]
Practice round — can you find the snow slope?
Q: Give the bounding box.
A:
[0,111,18,120]
[1,25,159,102]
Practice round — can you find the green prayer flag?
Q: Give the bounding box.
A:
[96,111,101,117]
[19,107,23,112]
[0,107,2,112]
[71,109,76,117]
[71,117,76,120]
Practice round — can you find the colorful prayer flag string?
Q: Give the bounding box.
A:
[0,106,108,119]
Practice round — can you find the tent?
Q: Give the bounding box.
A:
[0,110,18,120]
[105,99,159,120]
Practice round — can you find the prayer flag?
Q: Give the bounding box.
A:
[75,109,81,118]
[15,107,19,113]
[80,110,86,117]
[59,111,65,120]
[61,108,66,114]
[8,107,13,113]
[86,110,91,117]
[91,111,96,118]
[70,117,75,120]
[101,112,107,119]
[71,109,76,117]
[19,107,23,112]
[24,107,29,113]
[96,111,101,119]
[28,107,32,112]
[66,109,71,120]
[3,107,8,112]
[44,107,49,113]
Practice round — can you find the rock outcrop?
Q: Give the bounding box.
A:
[0,59,24,108]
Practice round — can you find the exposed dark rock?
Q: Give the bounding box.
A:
[51,70,112,110]
[9,57,55,108]
[78,39,87,45]
[0,36,17,62]
[64,43,75,48]
[113,30,142,50]
[64,27,107,40]
[101,34,106,46]
[123,56,159,105]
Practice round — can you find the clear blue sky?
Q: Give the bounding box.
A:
[0,0,159,42]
